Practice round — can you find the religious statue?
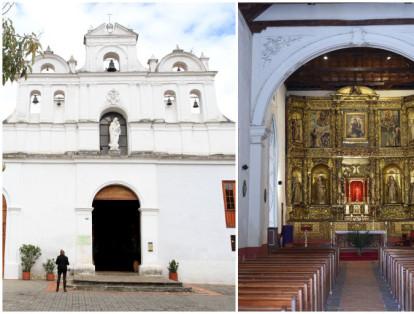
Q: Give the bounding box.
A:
[410,182,414,204]
[291,175,302,205]
[387,176,399,204]
[291,119,302,143]
[109,117,121,150]
[315,175,327,205]
[409,118,414,143]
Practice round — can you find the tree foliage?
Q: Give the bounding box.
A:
[2,17,42,85]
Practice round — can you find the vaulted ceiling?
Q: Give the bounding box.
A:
[285,48,414,91]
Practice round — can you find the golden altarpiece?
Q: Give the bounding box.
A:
[287,86,414,241]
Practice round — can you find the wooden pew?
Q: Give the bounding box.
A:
[238,248,338,312]
[379,247,414,311]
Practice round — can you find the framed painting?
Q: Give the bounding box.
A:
[343,112,368,143]
[380,110,400,147]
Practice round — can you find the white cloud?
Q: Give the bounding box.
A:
[2,1,236,121]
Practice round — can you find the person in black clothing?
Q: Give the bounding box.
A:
[55,249,69,292]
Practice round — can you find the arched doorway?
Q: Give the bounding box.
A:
[92,185,140,271]
[2,195,6,278]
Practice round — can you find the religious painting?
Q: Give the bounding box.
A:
[383,165,402,204]
[380,110,401,147]
[290,112,303,144]
[311,165,330,205]
[408,110,414,144]
[291,169,303,205]
[343,112,368,142]
[309,111,330,148]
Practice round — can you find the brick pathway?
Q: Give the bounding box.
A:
[327,261,398,311]
[3,280,235,311]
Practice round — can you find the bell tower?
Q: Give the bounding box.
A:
[82,22,145,72]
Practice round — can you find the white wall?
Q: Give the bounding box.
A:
[3,159,235,284]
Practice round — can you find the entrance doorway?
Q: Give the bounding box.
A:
[92,185,140,272]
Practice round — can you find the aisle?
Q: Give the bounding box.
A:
[327,261,399,311]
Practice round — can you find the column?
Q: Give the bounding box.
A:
[74,207,95,274]
[139,208,162,275]
[247,125,266,247]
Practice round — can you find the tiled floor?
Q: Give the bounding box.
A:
[327,261,399,312]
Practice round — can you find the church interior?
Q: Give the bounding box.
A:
[238,3,414,312]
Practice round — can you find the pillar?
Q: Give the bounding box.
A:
[74,207,95,274]
[139,208,162,275]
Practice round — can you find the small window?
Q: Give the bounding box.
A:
[103,52,120,72]
[30,90,41,114]
[230,235,236,252]
[190,90,201,114]
[222,180,236,228]
[40,63,55,73]
[54,90,65,106]
[172,62,187,72]
[164,90,176,106]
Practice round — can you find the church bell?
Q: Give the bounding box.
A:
[193,99,199,108]
[166,97,172,106]
[107,59,117,72]
[32,95,39,104]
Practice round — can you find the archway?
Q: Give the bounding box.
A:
[92,185,140,272]
[2,195,6,278]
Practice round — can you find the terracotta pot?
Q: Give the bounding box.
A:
[22,271,30,280]
[169,272,178,281]
[46,273,55,281]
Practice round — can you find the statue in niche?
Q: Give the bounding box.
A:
[386,176,399,204]
[410,182,414,204]
[109,117,121,150]
[291,113,303,143]
[314,175,327,205]
[291,175,302,205]
[409,117,414,143]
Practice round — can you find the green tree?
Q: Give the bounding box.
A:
[2,3,42,85]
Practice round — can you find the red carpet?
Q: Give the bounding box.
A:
[340,250,378,261]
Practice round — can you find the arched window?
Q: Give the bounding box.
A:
[53,90,65,106]
[99,112,127,155]
[164,90,176,106]
[189,90,201,114]
[172,62,187,72]
[30,90,41,114]
[103,52,120,72]
[40,63,55,73]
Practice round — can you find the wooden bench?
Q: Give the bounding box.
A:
[379,247,414,311]
[239,248,338,312]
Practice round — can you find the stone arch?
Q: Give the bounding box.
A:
[96,46,128,72]
[252,30,414,125]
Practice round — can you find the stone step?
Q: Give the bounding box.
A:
[67,281,192,292]
[68,273,191,292]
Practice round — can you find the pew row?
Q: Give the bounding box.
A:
[238,248,338,311]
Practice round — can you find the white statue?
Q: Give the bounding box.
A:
[108,117,121,151]
[387,176,398,204]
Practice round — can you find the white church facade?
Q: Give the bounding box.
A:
[3,22,235,284]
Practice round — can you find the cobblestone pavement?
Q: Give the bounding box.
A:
[3,280,235,311]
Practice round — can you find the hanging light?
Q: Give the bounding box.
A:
[193,99,199,108]
[107,59,117,72]
[166,97,172,106]
[32,95,39,104]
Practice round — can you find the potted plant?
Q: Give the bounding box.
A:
[42,258,56,281]
[19,244,41,280]
[168,259,179,281]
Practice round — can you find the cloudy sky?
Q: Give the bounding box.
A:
[1,1,236,121]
